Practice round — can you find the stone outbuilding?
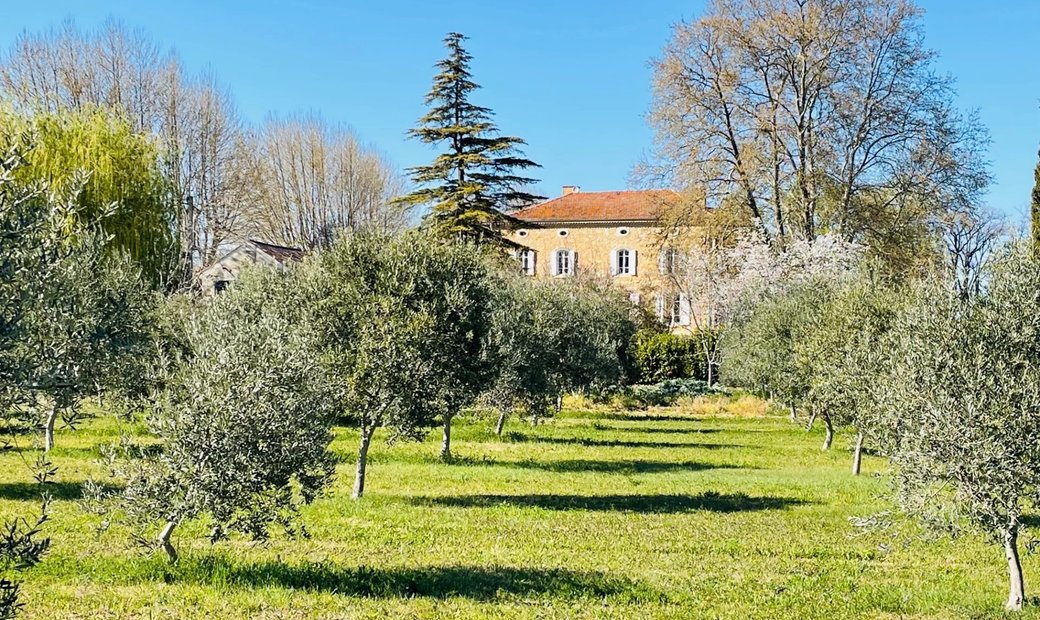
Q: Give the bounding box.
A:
[195,239,305,296]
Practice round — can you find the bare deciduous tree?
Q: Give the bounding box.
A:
[243,114,408,250]
[647,0,990,246]
[940,208,1007,299]
[0,20,256,276]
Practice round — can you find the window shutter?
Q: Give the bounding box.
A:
[631,250,638,276]
[654,294,665,321]
[609,249,618,276]
[679,293,691,326]
[550,250,559,276]
[569,250,577,275]
[526,250,536,276]
[629,292,641,305]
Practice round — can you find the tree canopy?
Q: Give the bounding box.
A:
[398,33,542,244]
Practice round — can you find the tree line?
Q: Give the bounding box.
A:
[0,20,408,289]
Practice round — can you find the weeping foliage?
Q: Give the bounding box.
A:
[2,107,178,288]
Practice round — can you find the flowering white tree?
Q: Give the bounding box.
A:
[670,227,862,388]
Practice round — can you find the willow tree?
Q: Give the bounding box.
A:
[398,33,542,244]
[1,107,178,288]
[648,0,989,248]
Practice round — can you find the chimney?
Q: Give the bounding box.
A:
[562,185,580,196]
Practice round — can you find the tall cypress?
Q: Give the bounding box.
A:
[1032,150,1040,251]
[399,33,543,244]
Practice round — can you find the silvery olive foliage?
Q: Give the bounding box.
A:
[872,244,1040,610]
[0,133,156,453]
[482,275,635,434]
[105,267,336,562]
[303,231,496,497]
[799,271,904,470]
[722,280,831,420]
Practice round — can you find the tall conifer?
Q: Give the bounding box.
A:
[1032,150,1040,251]
[400,33,542,243]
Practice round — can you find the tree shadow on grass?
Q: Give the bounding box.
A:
[505,433,737,450]
[157,557,661,602]
[0,481,85,501]
[603,426,722,435]
[448,457,740,475]
[411,491,805,513]
[565,412,704,423]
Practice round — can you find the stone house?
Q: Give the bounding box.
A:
[195,239,305,296]
[507,187,694,332]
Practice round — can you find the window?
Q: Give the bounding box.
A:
[214,280,230,294]
[617,227,630,236]
[656,292,690,326]
[628,292,642,306]
[659,248,680,275]
[552,249,575,276]
[517,229,529,238]
[519,249,536,276]
[612,248,637,276]
[558,229,569,237]
[670,294,683,325]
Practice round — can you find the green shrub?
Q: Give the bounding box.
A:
[630,378,718,407]
[631,329,715,383]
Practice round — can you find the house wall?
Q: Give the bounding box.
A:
[506,221,695,334]
[195,245,283,296]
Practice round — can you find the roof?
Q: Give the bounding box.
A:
[509,190,678,224]
[249,239,306,263]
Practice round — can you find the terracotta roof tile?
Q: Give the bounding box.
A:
[510,190,678,223]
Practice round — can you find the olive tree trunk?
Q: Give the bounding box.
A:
[440,414,453,461]
[1005,520,1025,611]
[788,403,797,423]
[821,413,834,451]
[495,411,506,436]
[851,432,865,475]
[353,425,374,499]
[158,520,178,563]
[43,403,58,453]
[806,407,817,431]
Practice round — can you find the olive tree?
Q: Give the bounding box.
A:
[873,244,1040,611]
[21,243,155,452]
[304,231,495,498]
[0,497,50,620]
[0,135,154,452]
[482,275,634,433]
[799,273,903,473]
[723,282,831,442]
[105,267,336,562]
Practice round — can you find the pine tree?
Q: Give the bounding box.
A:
[1032,150,1040,251]
[400,33,543,243]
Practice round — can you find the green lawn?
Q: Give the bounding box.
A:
[1,397,1032,619]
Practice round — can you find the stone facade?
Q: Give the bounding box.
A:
[195,239,305,296]
[508,188,694,332]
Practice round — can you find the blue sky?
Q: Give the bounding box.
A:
[1,1,1038,224]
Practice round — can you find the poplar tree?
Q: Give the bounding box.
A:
[399,32,542,244]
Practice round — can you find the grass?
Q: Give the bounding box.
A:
[1,396,1034,619]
